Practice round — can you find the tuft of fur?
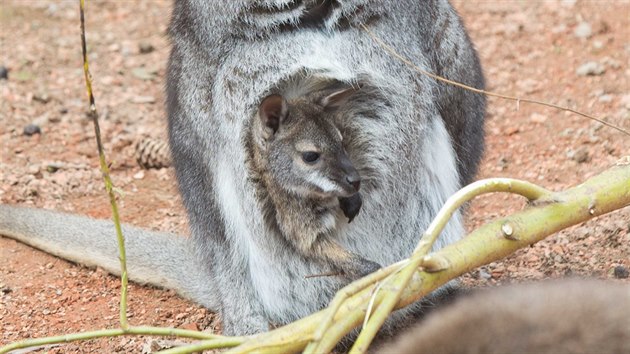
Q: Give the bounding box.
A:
[383,279,630,354]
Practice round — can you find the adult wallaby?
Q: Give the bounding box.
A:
[382,279,630,354]
[0,0,485,335]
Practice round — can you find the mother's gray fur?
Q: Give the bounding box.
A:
[0,0,485,336]
[167,0,484,335]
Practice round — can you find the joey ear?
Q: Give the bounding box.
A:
[258,94,289,136]
[320,85,361,109]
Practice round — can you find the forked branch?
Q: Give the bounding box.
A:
[165,162,630,354]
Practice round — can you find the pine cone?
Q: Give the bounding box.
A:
[135,137,172,169]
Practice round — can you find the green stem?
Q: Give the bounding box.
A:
[303,261,404,354]
[157,337,246,353]
[0,327,223,354]
[416,178,553,255]
[79,0,129,329]
[350,178,554,352]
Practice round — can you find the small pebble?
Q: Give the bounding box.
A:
[478,269,492,280]
[142,340,162,354]
[33,92,51,104]
[505,126,520,136]
[0,66,8,80]
[569,147,590,163]
[613,265,629,279]
[27,165,41,175]
[131,95,156,104]
[46,163,64,173]
[23,124,42,136]
[139,41,155,54]
[601,57,621,70]
[0,285,11,294]
[118,338,130,350]
[530,113,548,123]
[131,67,156,81]
[497,156,509,171]
[107,43,121,52]
[178,322,199,331]
[576,62,605,76]
[598,94,613,103]
[573,22,592,39]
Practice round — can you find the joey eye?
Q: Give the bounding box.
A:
[301,151,320,164]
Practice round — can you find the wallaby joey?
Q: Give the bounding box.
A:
[247,90,380,278]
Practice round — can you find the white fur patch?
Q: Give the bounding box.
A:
[307,172,340,193]
[215,162,295,318]
[421,118,464,249]
[334,126,343,141]
[321,212,337,231]
[301,36,355,82]
[215,162,291,317]
[215,161,253,256]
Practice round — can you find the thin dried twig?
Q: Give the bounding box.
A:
[360,24,630,137]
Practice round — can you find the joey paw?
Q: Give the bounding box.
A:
[345,258,381,278]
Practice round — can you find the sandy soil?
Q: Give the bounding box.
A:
[1,0,628,352]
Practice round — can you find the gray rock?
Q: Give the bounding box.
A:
[598,94,613,103]
[576,61,605,76]
[33,92,51,104]
[131,67,156,81]
[573,22,592,39]
[614,266,629,279]
[131,96,156,104]
[23,124,42,136]
[138,41,155,54]
[569,147,590,163]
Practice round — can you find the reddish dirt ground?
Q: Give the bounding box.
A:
[1,1,628,352]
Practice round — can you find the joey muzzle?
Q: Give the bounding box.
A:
[345,173,361,193]
[338,152,361,194]
[339,193,362,223]
[337,152,362,223]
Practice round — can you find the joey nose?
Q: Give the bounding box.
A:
[346,174,361,192]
